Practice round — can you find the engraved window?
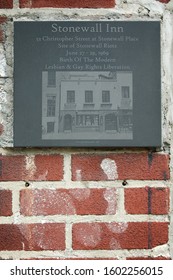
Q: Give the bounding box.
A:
[85,91,93,103]
[102,91,110,103]
[48,71,56,87]
[76,114,99,127]
[122,86,130,98]
[47,122,55,133]
[47,96,56,117]
[67,91,75,103]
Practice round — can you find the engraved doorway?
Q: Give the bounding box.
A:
[64,114,72,131]
[105,113,118,131]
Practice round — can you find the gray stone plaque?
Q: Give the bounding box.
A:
[14,21,161,147]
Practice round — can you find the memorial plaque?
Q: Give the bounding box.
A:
[14,21,161,147]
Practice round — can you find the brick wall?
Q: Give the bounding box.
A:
[0,0,173,260]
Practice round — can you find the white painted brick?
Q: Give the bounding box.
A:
[0,45,6,77]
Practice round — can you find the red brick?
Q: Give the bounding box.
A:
[19,0,29,7]
[20,188,117,216]
[158,0,170,3]
[0,190,12,216]
[127,257,171,260]
[0,16,7,43]
[0,123,4,135]
[125,187,169,215]
[0,223,65,250]
[151,257,171,260]
[150,222,168,248]
[0,30,3,42]
[72,153,170,181]
[0,154,63,181]
[0,16,7,24]
[34,154,63,180]
[19,0,115,8]
[72,222,168,250]
[0,0,13,9]
[150,188,170,214]
[22,257,117,260]
[125,188,148,214]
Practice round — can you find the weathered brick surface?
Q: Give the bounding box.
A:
[72,222,168,250]
[158,0,170,3]
[149,188,170,214]
[125,187,169,215]
[0,16,7,43]
[0,190,12,216]
[0,223,65,250]
[34,154,63,181]
[0,123,4,134]
[72,153,170,181]
[149,222,168,248]
[0,0,13,9]
[125,188,148,215]
[0,155,63,181]
[0,16,7,24]
[19,0,115,8]
[22,257,117,260]
[20,188,117,216]
[127,257,171,260]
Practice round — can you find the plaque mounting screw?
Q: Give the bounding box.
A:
[122,180,127,186]
[25,181,30,187]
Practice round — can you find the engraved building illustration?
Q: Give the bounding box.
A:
[42,71,133,140]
